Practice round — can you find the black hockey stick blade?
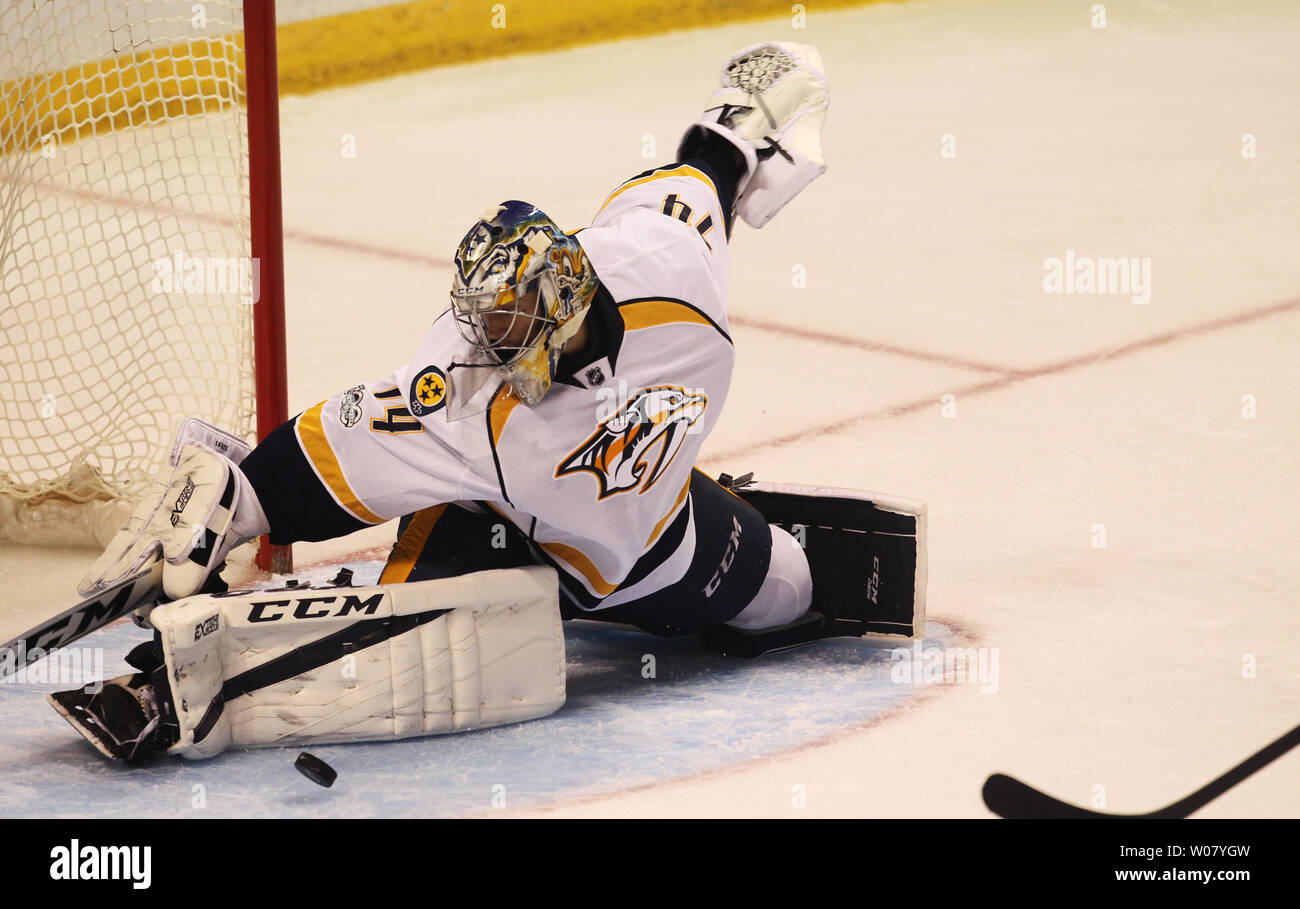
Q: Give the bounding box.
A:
[0,560,162,679]
[983,723,1300,819]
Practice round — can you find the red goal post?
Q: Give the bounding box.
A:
[245,1,291,573]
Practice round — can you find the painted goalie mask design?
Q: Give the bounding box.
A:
[449,201,599,407]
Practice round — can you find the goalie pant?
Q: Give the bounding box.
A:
[376,468,812,636]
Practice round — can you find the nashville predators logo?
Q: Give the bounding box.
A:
[557,386,708,499]
[408,366,447,417]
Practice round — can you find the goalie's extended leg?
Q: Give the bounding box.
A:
[575,469,787,636]
[49,567,566,762]
[698,474,928,657]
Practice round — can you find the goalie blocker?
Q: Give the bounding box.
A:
[698,475,927,657]
[49,567,565,763]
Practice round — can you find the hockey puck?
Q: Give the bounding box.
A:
[295,752,337,788]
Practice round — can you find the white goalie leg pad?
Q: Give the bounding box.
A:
[738,480,927,639]
[150,566,566,759]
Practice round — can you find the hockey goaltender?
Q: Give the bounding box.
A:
[46,42,926,765]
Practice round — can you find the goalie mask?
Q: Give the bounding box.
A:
[450,201,598,407]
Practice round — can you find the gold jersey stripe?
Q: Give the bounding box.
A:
[540,540,619,597]
[489,384,525,448]
[594,165,719,220]
[645,479,691,547]
[296,402,386,525]
[620,299,715,332]
[379,504,447,584]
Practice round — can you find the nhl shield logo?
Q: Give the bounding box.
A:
[408,366,447,417]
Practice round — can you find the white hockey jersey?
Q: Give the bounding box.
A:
[287,165,735,611]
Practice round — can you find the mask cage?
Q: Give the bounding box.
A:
[451,271,559,368]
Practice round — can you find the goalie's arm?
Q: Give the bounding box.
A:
[79,379,480,602]
[241,379,483,545]
[239,418,371,544]
[677,41,828,230]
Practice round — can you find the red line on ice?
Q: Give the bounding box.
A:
[701,295,1300,467]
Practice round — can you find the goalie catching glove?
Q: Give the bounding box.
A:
[679,41,829,228]
[78,419,270,613]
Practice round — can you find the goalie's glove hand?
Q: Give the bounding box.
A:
[679,41,829,229]
[78,441,269,606]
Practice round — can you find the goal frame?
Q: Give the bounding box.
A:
[245,1,291,574]
[0,1,292,573]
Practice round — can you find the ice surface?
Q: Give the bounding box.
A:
[0,608,962,818]
[2,0,1297,816]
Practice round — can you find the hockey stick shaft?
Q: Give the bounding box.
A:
[1154,723,1300,819]
[983,723,1300,819]
[0,562,161,679]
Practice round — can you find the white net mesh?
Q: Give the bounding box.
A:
[1,1,257,545]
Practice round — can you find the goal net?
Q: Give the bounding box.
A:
[0,0,286,551]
